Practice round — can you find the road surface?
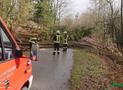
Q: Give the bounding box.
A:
[30,48,73,90]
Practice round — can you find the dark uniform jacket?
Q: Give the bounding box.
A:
[53,34,60,43]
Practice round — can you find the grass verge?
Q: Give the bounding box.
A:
[70,49,110,90]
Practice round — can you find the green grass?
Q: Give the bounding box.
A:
[70,49,110,90]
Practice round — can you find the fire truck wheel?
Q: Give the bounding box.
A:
[21,86,28,90]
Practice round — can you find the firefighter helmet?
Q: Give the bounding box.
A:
[64,31,67,34]
[56,30,60,34]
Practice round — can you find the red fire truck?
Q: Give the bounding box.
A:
[0,16,36,90]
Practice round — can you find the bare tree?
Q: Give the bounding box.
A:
[90,0,120,40]
[52,0,69,25]
[121,0,123,45]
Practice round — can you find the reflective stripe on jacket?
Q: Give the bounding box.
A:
[63,35,68,44]
[54,35,60,43]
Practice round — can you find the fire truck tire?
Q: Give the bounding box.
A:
[21,86,28,90]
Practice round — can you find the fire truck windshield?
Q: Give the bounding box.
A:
[0,22,14,60]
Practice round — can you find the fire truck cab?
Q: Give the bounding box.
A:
[0,17,34,90]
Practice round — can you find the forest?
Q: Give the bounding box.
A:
[1,0,123,89]
[0,0,122,45]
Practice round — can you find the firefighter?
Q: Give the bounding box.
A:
[63,31,68,52]
[29,37,35,51]
[53,30,61,55]
[29,37,38,60]
[29,37,39,48]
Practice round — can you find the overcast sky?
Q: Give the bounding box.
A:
[70,0,90,16]
[70,0,120,16]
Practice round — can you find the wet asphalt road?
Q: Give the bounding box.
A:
[30,48,73,90]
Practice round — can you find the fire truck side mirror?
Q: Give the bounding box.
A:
[16,50,23,58]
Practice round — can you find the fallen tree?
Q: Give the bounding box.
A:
[70,37,123,86]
